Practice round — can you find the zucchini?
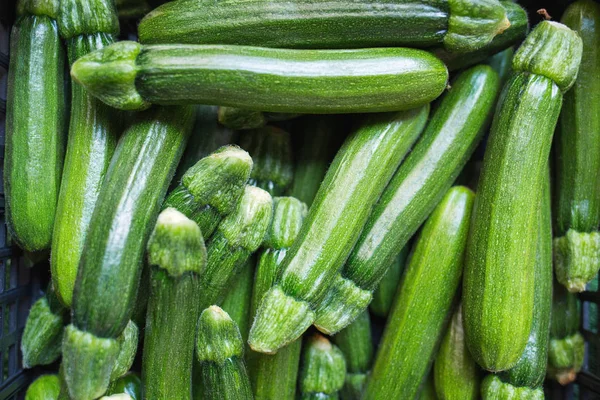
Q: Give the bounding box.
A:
[299,334,346,400]
[248,197,306,400]
[314,64,499,334]
[52,0,121,307]
[143,208,207,400]
[195,306,253,400]
[22,285,67,368]
[5,0,66,252]
[218,107,301,130]
[333,311,373,400]
[111,320,138,382]
[130,264,149,333]
[249,106,429,354]
[432,1,528,71]
[70,41,449,113]
[434,305,480,400]
[497,171,552,389]
[64,106,194,400]
[199,185,273,309]
[463,21,582,372]
[221,258,255,342]
[115,0,149,19]
[481,375,543,400]
[163,145,253,239]
[364,186,475,400]
[106,373,142,400]
[26,374,61,400]
[485,47,515,85]
[553,0,600,292]
[239,126,294,196]
[419,375,438,400]
[370,247,409,318]
[139,0,509,53]
[547,283,584,385]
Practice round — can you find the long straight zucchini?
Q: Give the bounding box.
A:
[299,334,347,400]
[463,21,582,372]
[553,0,600,292]
[313,64,499,334]
[63,106,194,400]
[248,106,429,354]
[5,0,66,252]
[364,186,474,400]
[71,41,449,113]
[142,208,207,400]
[139,0,509,53]
[51,0,121,307]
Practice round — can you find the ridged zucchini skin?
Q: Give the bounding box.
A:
[64,106,193,400]
[481,375,543,400]
[195,307,253,400]
[52,0,121,307]
[314,65,499,334]
[71,41,449,113]
[248,106,429,354]
[370,248,408,318]
[221,258,255,342]
[5,4,66,252]
[139,0,509,53]
[463,21,582,372]
[434,305,480,400]
[26,374,61,400]
[553,0,600,293]
[300,334,347,400]
[364,187,474,400]
[143,208,207,400]
[498,172,552,388]
[106,373,142,400]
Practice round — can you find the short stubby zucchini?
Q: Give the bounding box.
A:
[139,0,509,54]
[70,41,449,113]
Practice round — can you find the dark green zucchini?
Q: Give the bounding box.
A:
[111,320,138,382]
[419,375,438,400]
[481,375,543,400]
[139,0,509,53]
[143,208,207,400]
[63,106,194,400]
[463,21,582,372]
[485,47,514,85]
[553,0,600,293]
[299,334,347,400]
[218,107,301,130]
[249,106,429,354]
[370,247,409,318]
[26,374,61,400]
[106,373,142,400]
[71,41,449,113]
[115,0,149,18]
[221,258,255,342]
[364,186,474,400]
[314,64,499,335]
[52,0,120,307]
[5,0,66,253]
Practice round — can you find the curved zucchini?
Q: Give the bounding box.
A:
[314,64,499,334]
[5,0,66,252]
[553,0,600,292]
[364,186,474,400]
[248,106,429,354]
[139,0,509,53]
[52,0,120,307]
[300,334,346,400]
[64,106,194,400]
[70,41,449,113]
[370,248,408,318]
[463,21,582,372]
[26,374,61,400]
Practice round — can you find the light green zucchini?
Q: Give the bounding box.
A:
[481,375,543,400]
[111,320,138,382]
[26,374,61,400]
[300,334,347,400]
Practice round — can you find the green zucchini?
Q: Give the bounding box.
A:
[106,373,142,400]
[248,197,306,400]
[70,41,449,113]
[199,185,273,309]
[485,47,515,85]
[130,264,149,332]
[26,374,61,400]
[111,320,138,382]
[547,283,584,385]
[370,247,409,318]
[334,311,373,400]
[52,0,121,307]
[100,395,133,400]
[238,126,294,196]
[139,0,509,53]
[195,306,253,400]
[290,116,345,207]
[115,0,149,18]
[553,0,600,293]
[218,107,301,130]
[5,0,66,253]
[314,64,499,335]
[496,171,552,389]
[364,186,474,400]
[434,305,480,400]
[22,285,67,368]
[221,258,255,342]
[143,208,207,400]
[431,1,528,71]
[419,375,438,400]
[463,21,582,372]
[249,106,429,354]
[481,375,543,400]
[300,334,347,400]
[64,106,194,400]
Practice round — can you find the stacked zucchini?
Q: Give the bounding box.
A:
[9,0,599,398]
